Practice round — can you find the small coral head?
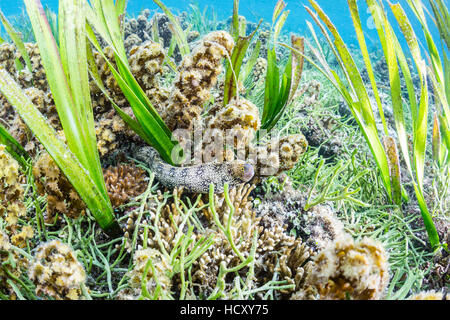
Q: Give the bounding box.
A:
[241,163,255,182]
[230,162,255,182]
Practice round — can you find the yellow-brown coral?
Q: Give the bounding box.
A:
[206,97,260,152]
[10,225,34,248]
[163,31,235,131]
[28,240,86,300]
[0,231,23,298]
[33,152,85,222]
[407,290,446,300]
[119,248,172,299]
[302,235,389,300]
[128,41,169,109]
[251,134,308,177]
[0,145,26,227]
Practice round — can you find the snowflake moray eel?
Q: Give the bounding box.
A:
[135,146,255,193]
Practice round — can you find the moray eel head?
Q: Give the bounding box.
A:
[231,162,254,182]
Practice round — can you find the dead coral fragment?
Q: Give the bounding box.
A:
[33,152,85,222]
[104,163,147,207]
[163,31,235,131]
[28,240,86,300]
[304,235,389,300]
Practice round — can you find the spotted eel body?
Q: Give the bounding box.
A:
[135,146,254,193]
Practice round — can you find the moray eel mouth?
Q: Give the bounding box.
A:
[230,162,255,183]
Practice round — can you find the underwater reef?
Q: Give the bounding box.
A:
[0,0,449,301]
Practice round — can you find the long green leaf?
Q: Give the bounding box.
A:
[305,0,392,200]
[223,22,260,106]
[306,0,391,193]
[272,0,286,25]
[239,39,261,83]
[287,35,305,104]
[0,67,120,234]
[59,0,108,201]
[231,0,240,40]
[86,1,177,164]
[23,0,119,235]
[273,10,289,44]
[348,0,388,135]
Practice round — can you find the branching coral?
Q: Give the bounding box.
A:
[33,152,85,222]
[253,176,346,252]
[163,31,235,131]
[103,163,147,207]
[298,235,389,300]
[191,184,314,298]
[120,181,315,299]
[28,240,86,300]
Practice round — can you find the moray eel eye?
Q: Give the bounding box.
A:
[241,163,254,182]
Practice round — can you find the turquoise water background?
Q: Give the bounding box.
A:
[0,0,445,53]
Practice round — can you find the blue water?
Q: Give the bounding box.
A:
[0,0,445,52]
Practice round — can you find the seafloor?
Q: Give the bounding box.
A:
[0,3,448,300]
